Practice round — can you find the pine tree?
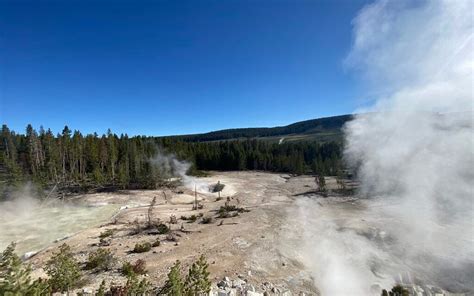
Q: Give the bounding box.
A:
[60,126,72,181]
[25,124,44,178]
[0,242,51,295]
[45,243,81,293]
[96,280,106,296]
[107,129,118,182]
[161,261,184,296]
[184,255,211,296]
[0,125,23,186]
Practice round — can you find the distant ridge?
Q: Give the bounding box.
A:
[167,114,353,143]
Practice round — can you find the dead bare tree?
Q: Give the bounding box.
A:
[169,215,177,224]
[193,184,198,210]
[147,196,157,228]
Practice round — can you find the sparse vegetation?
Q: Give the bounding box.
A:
[109,273,151,295]
[133,242,152,253]
[130,219,142,235]
[99,229,114,239]
[132,259,147,275]
[121,261,134,277]
[85,248,116,271]
[45,243,81,293]
[99,237,111,247]
[156,223,170,234]
[96,280,106,296]
[122,259,147,276]
[217,204,249,218]
[152,239,161,247]
[181,214,197,223]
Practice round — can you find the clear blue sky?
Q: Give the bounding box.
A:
[0,0,369,136]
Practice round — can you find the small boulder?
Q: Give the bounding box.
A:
[81,287,93,295]
[247,291,264,296]
[217,280,229,289]
[232,278,246,288]
[245,284,256,292]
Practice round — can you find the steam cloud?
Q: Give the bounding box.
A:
[285,0,473,295]
[149,151,210,193]
[344,0,473,266]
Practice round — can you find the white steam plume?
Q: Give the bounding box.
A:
[344,0,473,263]
[284,0,473,295]
[149,151,210,193]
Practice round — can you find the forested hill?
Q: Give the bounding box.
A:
[0,115,350,196]
[168,114,352,142]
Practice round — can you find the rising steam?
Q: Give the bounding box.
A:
[149,151,210,193]
[284,0,473,295]
[344,0,473,264]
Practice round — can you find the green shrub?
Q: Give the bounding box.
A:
[122,259,147,277]
[132,259,147,275]
[181,215,197,223]
[45,243,81,293]
[217,205,249,218]
[156,223,170,234]
[85,248,116,271]
[152,239,161,247]
[133,242,151,253]
[99,229,114,239]
[121,261,134,277]
[212,182,225,193]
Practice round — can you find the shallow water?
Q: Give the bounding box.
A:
[0,198,119,255]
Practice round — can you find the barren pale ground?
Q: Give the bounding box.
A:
[18,172,326,294]
[7,172,468,295]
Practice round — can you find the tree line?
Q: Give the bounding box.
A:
[0,124,343,196]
